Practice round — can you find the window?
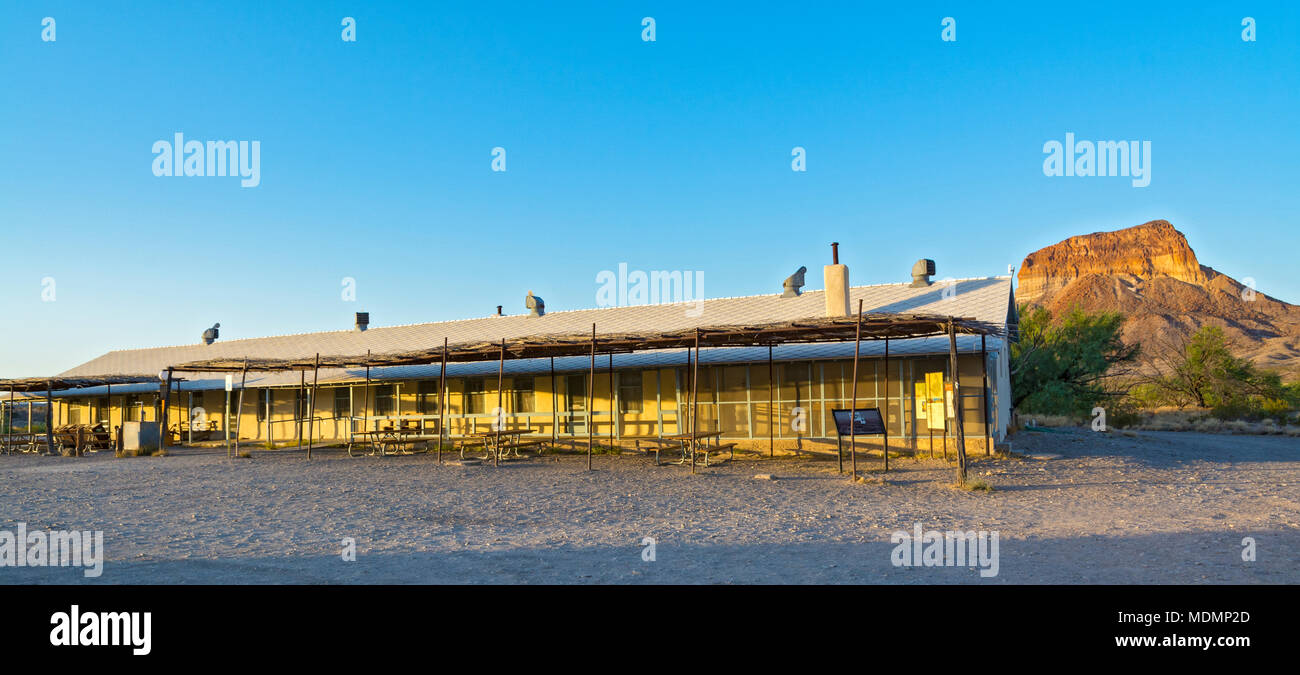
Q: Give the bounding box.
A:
[618,372,643,413]
[374,385,395,416]
[417,381,440,415]
[68,401,82,425]
[257,389,271,422]
[464,378,486,414]
[334,388,351,418]
[511,377,535,413]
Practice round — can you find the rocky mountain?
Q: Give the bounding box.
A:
[1017,220,1300,377]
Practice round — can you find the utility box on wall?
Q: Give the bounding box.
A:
[122,421,160,452]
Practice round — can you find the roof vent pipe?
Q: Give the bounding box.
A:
[910,259,936,287]
[824,243,849,317]
[201,323,220,345]
[496,305,503,316]
[355,312,369,331]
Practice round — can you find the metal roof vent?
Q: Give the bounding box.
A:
[355,312,369,331]
[910,259,936,287]
[525,290,545,317]
[201,323,220,345]
[782,266,807,297]
[496,305,503,316]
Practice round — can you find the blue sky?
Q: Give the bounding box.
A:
[2,1,1297,376]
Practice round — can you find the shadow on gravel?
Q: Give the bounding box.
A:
[5,529,1292,585]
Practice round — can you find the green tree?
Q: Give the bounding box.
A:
[1147,325,1287,414]
[1011,305,1138,415]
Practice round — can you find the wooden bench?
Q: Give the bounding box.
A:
[634,439,688,466]
[696,442,737,467]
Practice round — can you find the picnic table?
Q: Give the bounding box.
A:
[348,429,439,457]
[1,432,45,455]
[658,431,735,467]
[460,427,544,462]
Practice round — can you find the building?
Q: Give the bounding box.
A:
[19,262,1017,454]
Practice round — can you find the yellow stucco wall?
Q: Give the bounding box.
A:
[47,355,995,449]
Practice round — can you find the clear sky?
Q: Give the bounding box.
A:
[2,1,1297,376]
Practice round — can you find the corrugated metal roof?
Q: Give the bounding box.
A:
[58,276,1013,381]
[51,335,1003,396]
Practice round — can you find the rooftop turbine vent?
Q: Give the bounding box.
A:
[201,323,220,345]
[355,312,369,331]
[910,259,936,287]
[525,290,545,317]
[782,266,807,297]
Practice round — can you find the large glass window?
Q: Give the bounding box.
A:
[511,377,535,413]
[374,385,395,416]
[294,388,310,419]
[334,387,351,418]
[417,381,439,414]
[464,378,486,415]
[618,372,643,413]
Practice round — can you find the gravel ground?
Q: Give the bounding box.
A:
[1,428,1295,584]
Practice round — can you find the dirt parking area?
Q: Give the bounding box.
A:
[1,428,1295,584]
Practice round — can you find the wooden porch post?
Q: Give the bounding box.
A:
[948,320,968,486]
[981,334,992,456]
[883,334,890,472]
[768,344,774,459]
[439,338,447,463]
[588,324,595,471]
[308,353,320,459]
[234,359,247,457]
[849,299,862,480]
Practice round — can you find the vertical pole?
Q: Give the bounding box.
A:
[608,353,616,445]
[948,321,967,486]
[308,354,320,460]
[363,349,372,435]
[588,324,595,471]
[849,300,862,479]
[549,357,557,448]
[297,369,305,451]
[162,369,173,453]
[496,339,504,467]
[439,338,447,464]
[690,329,700,474]
[883,333,890,472]
[225,381,231,458]
[7,387,13,452]
[981,334,992,456]
[187,391,194,445]
[235,360,247,457]
[45,383,54,455]
[767,344,774,459]
[684,346,691,438]
[266,386,273,447]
